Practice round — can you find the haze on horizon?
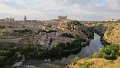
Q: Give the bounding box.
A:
[0,0,120,21]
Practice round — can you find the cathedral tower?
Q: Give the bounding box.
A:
[24,15,26,22]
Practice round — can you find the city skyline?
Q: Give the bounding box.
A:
[0,0,120,21]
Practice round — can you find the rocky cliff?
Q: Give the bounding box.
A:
[85,22,120,45]
[103,23,120,44]
[20,20,93,48]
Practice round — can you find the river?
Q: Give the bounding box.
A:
[20,33,101,68]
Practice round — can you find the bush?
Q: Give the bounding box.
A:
[69,20,82,26]
[14,45,44,59]
[66,20,82,30]
[0,49,19,67]
[61,33,74,38]
[79,62,91,68]
[38,29,57,34]
[93,45,120,60]
[46,30,57,33]
[0,26,5,29]
[14,29,32,33]
[0,45,44,67]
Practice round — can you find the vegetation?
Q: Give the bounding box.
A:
[13,29,32,33]
[0,45,23,67]
[12,45,45,59]
[0,20,95,67]
[68,57,120,68]
[38,29,57,34]
[101,38,111,46]
[61,33,74,38]
[48,38,85,60]
[0,45,45,67]
[0,26,5,29]
[68,20,82,26]
[68,44,120,68]
[0,38,87,67]
[88,22,120,44]
[79,62,91,68]
[93,44,120,60]
[66,20,82,30]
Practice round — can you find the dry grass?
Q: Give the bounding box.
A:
[68,57,120,68]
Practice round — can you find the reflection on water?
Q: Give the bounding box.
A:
[21,33,101,68]
[79,33,101,58]
[55,33,101,64]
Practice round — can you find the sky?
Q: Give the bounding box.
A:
[0,0,120,21]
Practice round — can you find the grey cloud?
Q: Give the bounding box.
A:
[0,0,120,20]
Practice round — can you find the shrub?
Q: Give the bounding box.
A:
[79,62,91,68]
[0,26,5,29]
[61,33,74,38]
[69,20,82,26]
[38,29,57,34]
[46,30,57,33]
[14,29,32,33]
[93,45,120,60]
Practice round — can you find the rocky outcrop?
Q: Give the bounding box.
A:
[86,22,120,45]
[31,32,75,48]
[103,23,120,44]
[0,20,93,49]
[20,20,93,48]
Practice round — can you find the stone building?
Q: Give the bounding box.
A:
[58,15,67,20]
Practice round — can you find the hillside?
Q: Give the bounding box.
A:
[67,22,120,68]
[19,20,93,48]
[103,23,120,44]
[68,44,120,68]
[68,57,120,68]
[0,20,94,67]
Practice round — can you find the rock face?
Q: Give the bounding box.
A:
[0,20,93,48]
[31,32,75,48]
[103,23,120,44]
[20,20,93,48]
[87,22,120,44]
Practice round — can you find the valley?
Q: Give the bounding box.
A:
[0,16,120,68]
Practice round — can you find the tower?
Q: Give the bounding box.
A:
[66,14,67,19]
[24,15,26,22]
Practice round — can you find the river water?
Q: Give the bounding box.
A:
[20,33,101,68]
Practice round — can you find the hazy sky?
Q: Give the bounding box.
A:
[0,0,120,21]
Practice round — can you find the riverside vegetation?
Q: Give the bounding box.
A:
[68,44,120,68]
